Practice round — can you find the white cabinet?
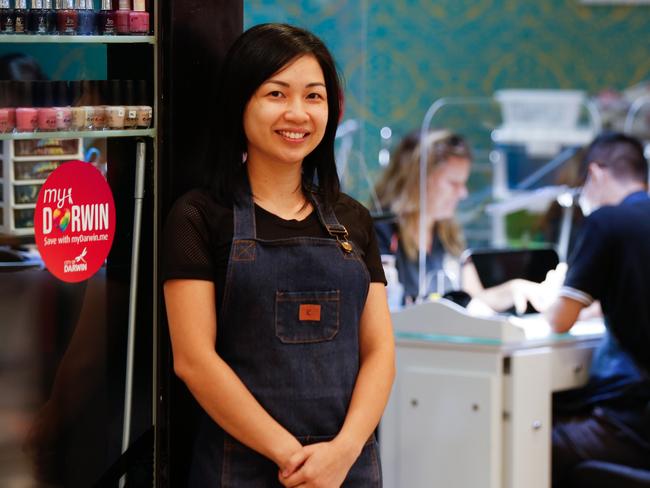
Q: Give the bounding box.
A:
[0,138,83,236]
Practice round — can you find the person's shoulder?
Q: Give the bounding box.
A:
[332,192,373,222]
[334,192,370,212]
[588,196,649,230]
[170,188,229,216]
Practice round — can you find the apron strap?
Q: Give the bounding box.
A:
[232,176,256,240]
[309,189,348,239]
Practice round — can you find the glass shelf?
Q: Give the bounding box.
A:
[0,35,155,44]
[0,128,155,140]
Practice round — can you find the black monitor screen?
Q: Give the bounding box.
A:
[468,247,559,289]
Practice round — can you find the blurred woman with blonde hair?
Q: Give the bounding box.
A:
[375,129,533,311]
[374,129,471,303]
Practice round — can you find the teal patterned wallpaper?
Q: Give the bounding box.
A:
[245,1,650,202]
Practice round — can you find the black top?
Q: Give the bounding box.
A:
[558,191,650,442]
[562,191,650,373]
[374,219,452,302]
[162,189,386,312]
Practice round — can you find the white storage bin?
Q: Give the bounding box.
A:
[495,89,585,129]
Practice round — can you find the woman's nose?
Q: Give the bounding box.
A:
[284,98,309,122]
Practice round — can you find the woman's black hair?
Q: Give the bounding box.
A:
[208,23,342,205]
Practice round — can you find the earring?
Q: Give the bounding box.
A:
[242,152,248,164]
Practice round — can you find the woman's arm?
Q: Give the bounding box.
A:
[462,261,542,314]
[280,283,395,486]
[164,279,302,468]
[337,282,396,449]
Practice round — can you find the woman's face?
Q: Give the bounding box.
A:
[243,54,329,168]
[427,156,471,220]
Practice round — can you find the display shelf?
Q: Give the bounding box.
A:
[0,128,155,141]
[10,154,86,162]
[12,179,44,185]
[0,35,155,44]
[12,203,35,210]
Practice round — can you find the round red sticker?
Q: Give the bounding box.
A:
[34,161,116,283]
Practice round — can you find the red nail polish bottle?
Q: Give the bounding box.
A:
[57,0,78,34]
[115,0,130,34]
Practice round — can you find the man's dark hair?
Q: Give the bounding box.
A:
[208,23,342,205]
[582,132,648,184]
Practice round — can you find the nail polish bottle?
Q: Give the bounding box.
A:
[28,0,47,34]
[69,80,85,130]
[92,79,108,130]
[53,80,72,130]
[57,0,77,34]
[0,0,15,34]
[44,0,56,33]
[135,79,152,128]
[106,79,125,129]
[129,0,147,34]
[6,81,17,130]
[36,81,58,131]
[16,82,38,132]
[76,0,95,35]
[115,0,129,34]
[97,0,114,34]
[14,0,28,34]
[1,81,17,132]
[122,79,138,129]
[80,80,96,130]
[0,81,13,133]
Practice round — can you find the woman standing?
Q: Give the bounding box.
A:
[163,23,395,487]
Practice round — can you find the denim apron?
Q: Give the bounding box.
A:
[188,182,381,487]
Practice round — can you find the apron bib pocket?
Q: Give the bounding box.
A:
[275,290,340,344]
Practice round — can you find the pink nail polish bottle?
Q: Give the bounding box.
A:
[115,0,130,34]
[128,0,148,34]
[6,81,17,130]
[16,82,38,133]
[0,81,15,133]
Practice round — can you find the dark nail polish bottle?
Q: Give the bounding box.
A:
[97,0,115,34]
[44,0,57,33]
[0,0,15,34]
[77,0,95,35]
[14,0,28,33]
[57,0,78,34]
[28,0,48,34]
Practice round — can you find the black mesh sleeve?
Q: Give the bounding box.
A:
[161,191,216,282]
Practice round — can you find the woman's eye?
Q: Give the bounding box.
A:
[268,91,284,98]
[307,92,324,100]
